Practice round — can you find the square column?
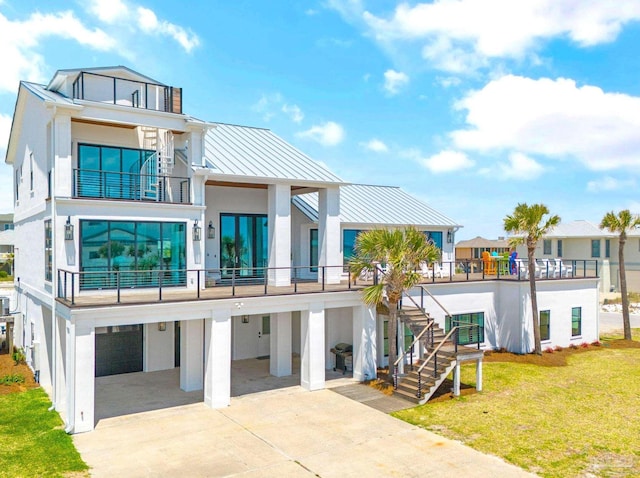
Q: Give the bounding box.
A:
[66,322,95,434]
[54,114,73,197]
[352,305,377,381]
[270,312,292,377]
[268,183,291,286]
[300,303,325,391]
[476,359,483,392]
[318,187,341,284]
[180,319,204,392]
[204,309,232,408]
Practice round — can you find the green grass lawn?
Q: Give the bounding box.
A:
[393,332,640,477]
[0,387,88,477]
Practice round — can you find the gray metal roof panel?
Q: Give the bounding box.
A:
[204,123,344,184]
[293,184,460,227]
[21,82,75,105]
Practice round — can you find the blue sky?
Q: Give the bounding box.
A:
[2,0,640,240]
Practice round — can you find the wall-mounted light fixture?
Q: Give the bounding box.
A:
[447,229,453,244]
[208,221,215,239]
[158,322,167,332]
[193,220,202,241]
[241,315,249,324]
[64,216,74,241]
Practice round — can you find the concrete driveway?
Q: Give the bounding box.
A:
[600,311,640,334]
[74,384,535,477]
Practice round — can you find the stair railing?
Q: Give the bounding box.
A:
[393,314,434,390]
[415,326,459,399]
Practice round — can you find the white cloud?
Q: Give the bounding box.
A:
[297,121,345,146]
[451,75,640,171]
[360,138,388,153]
[282,104,304,123]
[334,1,640,74]
[411,149,475,173]
[587,176,636,192]
[437,76,462,88]
[88,0,128,23]
[497,152,545,180]
[0,4,199,94]
[383,69,409,95]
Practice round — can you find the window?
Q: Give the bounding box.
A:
[310,229,318,272]
[605,239,610,258]
[343,229,362,265]
[543,239,552,255]
[571,307,581,337]
[15,169,19,202]
[424,231,443,252]
[591,240,601,258]
[4,224,14,231]
[382,320,415,357]
[45,219,52,281]
[29,152,34,191]
[557,239,563,258]
[80,220,186,290]
[446,312,484,345]
[539,310,550,341]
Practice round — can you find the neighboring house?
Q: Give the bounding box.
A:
[455,236,510,260]
[515,219,640,293]
[0,213,14,274]
[5,66,600,433]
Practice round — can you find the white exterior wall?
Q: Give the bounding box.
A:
[324,307,353,369]
[407,278,599,354]
[143,322,175,372]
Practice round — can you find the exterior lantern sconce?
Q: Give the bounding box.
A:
[447,230,453,244]
[193,220,202,241]
[158,322,167,332]
[241,315,249,324]
[208,221,215,239]
[64,216,74,241]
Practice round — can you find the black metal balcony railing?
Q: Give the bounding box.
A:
[72,71,182,114]
[73,168,190,204]
[56,259,600,307]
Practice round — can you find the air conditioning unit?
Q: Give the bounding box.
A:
[0,297,9,317]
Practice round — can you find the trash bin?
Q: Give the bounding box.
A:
[330,343,353,374]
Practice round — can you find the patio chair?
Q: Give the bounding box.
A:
[420,261,433,279]
[482,251,496,275]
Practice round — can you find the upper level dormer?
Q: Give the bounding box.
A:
[47,66,182,114]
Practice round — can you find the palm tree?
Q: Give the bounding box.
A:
[349,227,440,378]
[600,210,640,341]
[504,203,560,355]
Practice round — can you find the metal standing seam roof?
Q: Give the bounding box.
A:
[292,184,460,227]
[543,220,615,238]
[203,123,344,184]
[21,82,76,105]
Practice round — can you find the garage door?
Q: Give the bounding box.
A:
[95,325,143,377]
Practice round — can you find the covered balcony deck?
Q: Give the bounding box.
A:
[56,259,599,308]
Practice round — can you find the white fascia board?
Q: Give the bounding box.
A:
[55,197,205,215]
[74,100,189,131]
[204,172,347,188]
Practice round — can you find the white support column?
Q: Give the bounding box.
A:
[476,359,483,392]
[66,322,95,434]
[352,305,377,381]
[318,187,341,284]
[180,319,204,392]
[270,312,292,377]
[54,114,73,197]
[268,183,291,286]
[300,303,325,391]
[453,362,461,397]
[204,310,232,408]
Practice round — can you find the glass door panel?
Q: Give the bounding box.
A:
[238,216,254,277]
[220,215,237,278]
[220,214,268,279]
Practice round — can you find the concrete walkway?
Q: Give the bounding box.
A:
[75,385,535,477]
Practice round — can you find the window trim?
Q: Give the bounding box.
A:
[539,310,551,342]
[44,219,52,282]
[605,239,610,259]
[543,239,552,255]
[571,307,582,337]
[557,239,563,258]
[591,239,601,258]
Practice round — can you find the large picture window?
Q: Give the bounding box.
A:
[446,312,484,345]
[424,231,443,252]
[343,229,362,265]
[80,220,186,289]
[310,229,318,272]
[539,310,551,341]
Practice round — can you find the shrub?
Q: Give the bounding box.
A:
[0,271,7,278]
[569,344,579,350]
[0,373,25,385]
[591,340,602,347]
[554,345,563,352]
[11,346,26,365]
[580,342,590,349]
[544,347,555,354]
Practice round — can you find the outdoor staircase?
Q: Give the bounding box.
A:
[392,306,458,405]
[137,127,175,200]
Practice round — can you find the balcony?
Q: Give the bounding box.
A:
[72,71,182,114]
[73,168,190,204]
[55,260,600,308]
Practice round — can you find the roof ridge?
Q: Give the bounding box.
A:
[212,122,271,131]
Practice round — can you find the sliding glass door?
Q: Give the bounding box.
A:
[220,214,268,278]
